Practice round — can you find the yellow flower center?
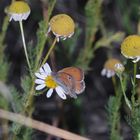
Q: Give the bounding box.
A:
[45,75,58,89]
[104,58,122,71]
[8,1,30,14]
[121,35,140,58]
[49,14,75,36]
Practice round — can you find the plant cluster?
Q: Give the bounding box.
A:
[0,0,140,140]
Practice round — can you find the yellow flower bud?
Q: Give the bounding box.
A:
[121,35,140,63]
[48,14,75,42]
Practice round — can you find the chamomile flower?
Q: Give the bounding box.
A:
[7,1,32,74]
[8,1,31,21]
[47,14,75,42]
[35,63,67,100]
[121,35,140,63]
[101,58,124,78]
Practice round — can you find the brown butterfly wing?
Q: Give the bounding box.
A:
[52,72,77,98]
[75,81,85,94]
[52,67,85,98]
[59,67,85,94]
[59,67,84,82]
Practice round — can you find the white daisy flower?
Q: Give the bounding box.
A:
[35,63,67,100]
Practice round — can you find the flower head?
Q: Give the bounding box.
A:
[35,63,67,99]
[121,35,140,63]
[47,14,75,42]
[101,58,124,78]
[8,1,30,21]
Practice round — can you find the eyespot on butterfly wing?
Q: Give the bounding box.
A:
[52,71,77,98]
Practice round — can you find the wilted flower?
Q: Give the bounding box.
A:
[101,58,124,78]
[47,14,75,42]
[35,63,67,99]
[8,1,30,21]
[121,35,140,63]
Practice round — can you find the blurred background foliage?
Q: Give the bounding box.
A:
[0,0,140,140]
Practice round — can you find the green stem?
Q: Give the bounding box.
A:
[138,133,140,140]
[19,21,32,77]
[119,75,132,110]
[131,62,137,108]
[41,37,57,66]
[112,77,117,96]
[13,35,62,138]
[110,77,122,140]
[24,37,57,113]
[34,38,47,71]
[12,1,57,138]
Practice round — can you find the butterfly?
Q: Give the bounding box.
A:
[51,67,85,99]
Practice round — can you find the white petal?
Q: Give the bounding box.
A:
[35,79,45,84]
[35,84,46,90]
[39,67,48,76]
[56,37,60,42]
[10,12,30,22]
[106,72,111,78]
[42,72,48,76]
[55,86,67,100]
[35,73,46,79]
[40,67,45,73]
[106,70,114,78]
[9,16,12,21]
[43,63,52,74]
[63,37,67,40]
[46,88,53,98]
[101,69,106,76]
[47,26,51,34]
[68,32,74,38]
[136,74,140,79]
[132,57,140,63]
